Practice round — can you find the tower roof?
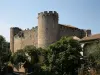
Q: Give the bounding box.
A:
[81,34,100,41]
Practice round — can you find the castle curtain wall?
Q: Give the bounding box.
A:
[14,29,38,52]
[59,25,86,38]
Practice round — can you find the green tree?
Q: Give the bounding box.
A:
[0,35,11,68]
[11,46,39,66]
[45,37,82,75]
[83,41,100,70]
[10,49,27,71]
[23,46,45,72]
[11,45,45,74]
[11,49,26,65]
[24,45,39,64]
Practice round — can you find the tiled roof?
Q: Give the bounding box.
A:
[81,34,100,41]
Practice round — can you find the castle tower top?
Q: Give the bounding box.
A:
[38,11,58,18]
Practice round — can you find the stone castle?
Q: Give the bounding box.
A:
[10,11,91,53]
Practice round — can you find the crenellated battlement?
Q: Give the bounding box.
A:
[38,11,58,18]
[14,26,38,39]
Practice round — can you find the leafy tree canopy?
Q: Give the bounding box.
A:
[0,35,11,65]
[45,37,82,75]
[84,41,100,69]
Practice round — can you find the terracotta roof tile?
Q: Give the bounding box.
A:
[81,34,100,41]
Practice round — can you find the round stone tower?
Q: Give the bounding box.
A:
[38,11,59,48]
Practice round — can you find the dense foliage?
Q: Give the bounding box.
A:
[0,35,11,67]
[83,41,100,69]
[45,37,82,75]
[10,49,26,68]
[0,35,11,74]
[11,45,45,74]
[10,37,83,75]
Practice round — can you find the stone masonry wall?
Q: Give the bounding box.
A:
[14,27,38,52]
[10,27,22,53]
[59,24,90,39]
[10,11,91,52]
[13,24,90,52]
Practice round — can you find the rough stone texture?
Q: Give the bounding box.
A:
[38,11,59,48]
[10,11,91,52]
[13,27,38,52]
[10,27,22,53]
[59,24,90,39]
